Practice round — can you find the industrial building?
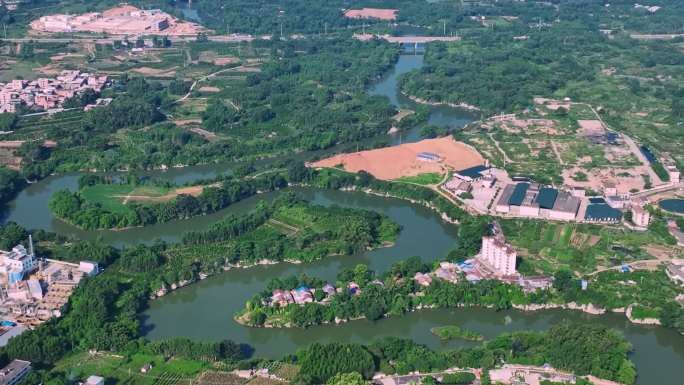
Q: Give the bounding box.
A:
[0,241,99,328]
[453,165,490,182]
[584,198,623,223]
[30,5,205,36]
[0,359,31,385]
[495,182,581,221]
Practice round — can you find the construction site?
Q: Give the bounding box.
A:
[0,238,99,329]
[30,5,207,36]
[310,137,485,180]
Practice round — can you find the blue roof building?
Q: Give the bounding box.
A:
[585,203,622,222]
[455,165,489,181]
[508,183,530,206]
[536,187,558,209]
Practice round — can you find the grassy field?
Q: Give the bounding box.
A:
[80,184,170,213]
[395,172,443,185]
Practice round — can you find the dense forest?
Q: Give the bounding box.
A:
[292,322,636,384]
[7,38,400,180]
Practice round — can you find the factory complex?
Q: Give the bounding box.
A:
[0,240,99,333]
[442,163,662,227]
[30,5,206,36]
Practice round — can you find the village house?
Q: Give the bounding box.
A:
[666,260,684,286]
[434,262,459,283]
[0,71,109,114]
[270,289,294,307]
[414,272,433,287]
[347,282,361,295]
[291,287,314,305]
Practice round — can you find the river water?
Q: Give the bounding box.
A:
[1,55,682,384]
[370,54,478,144]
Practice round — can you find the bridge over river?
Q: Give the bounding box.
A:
[354,33,460,44]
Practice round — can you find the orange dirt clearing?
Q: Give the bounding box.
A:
[120,185,209,204]
[344,8,398,20]
[311,137,485,180]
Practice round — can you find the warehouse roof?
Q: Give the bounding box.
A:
[552,192,581,214]
[585,204,622,221]
[508,183,530,206]
[456,165,489,180]
[536,187,558,209]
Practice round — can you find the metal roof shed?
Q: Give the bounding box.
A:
[536,187,558,209]
[508,183,530,206]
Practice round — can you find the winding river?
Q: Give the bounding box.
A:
[1,55,682,384]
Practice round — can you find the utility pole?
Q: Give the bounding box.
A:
[443,20,446,36]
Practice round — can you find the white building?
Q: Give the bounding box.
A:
[0,245,36,277]
[631,205,651,228]
[85,375,105,385]
[78,261,100,276]
[666,165,680,183]
[480,236,517,276]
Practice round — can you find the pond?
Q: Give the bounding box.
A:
[659,199,684,214]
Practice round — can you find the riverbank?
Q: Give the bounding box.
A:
[236,298,667,330]
[403,93,481,112]
[150,241,397,300]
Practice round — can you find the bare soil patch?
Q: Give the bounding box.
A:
[311,137,485,180]
[131,66,178,77]
[189,127,218,141]
[120,185,208,204]
[198,86,221,93]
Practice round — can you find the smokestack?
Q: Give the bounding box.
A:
[29,234,34,257]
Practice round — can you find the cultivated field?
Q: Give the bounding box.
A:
[459,100,657,192]
[311,137,485,180]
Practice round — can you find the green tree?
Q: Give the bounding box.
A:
[325,372,368,385]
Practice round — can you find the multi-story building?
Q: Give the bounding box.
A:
[631,205,651,228]
[480,236,517,276]
[0,245,36,278]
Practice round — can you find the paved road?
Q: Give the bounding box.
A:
[0,34,255,44]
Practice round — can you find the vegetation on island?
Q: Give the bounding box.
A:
[430,325,484,342]
[48,172,287,229]
[238,255,684,333]
[2,1,684,384]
